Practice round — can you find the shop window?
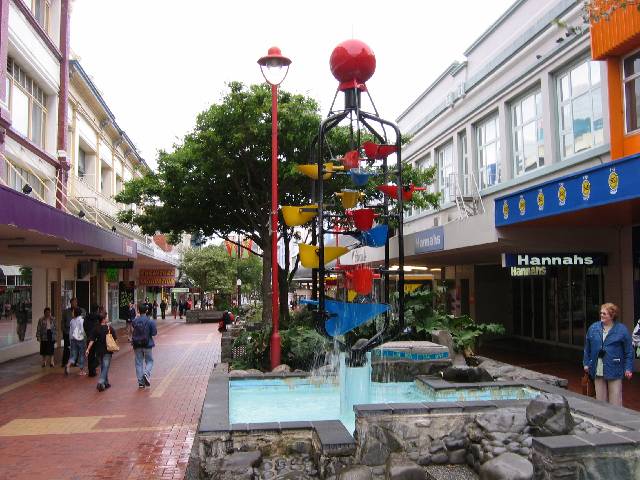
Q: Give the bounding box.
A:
[78,148,87,178]
[512,90,544,175]
[557,268,571,344]
[475,114,500,189]
[437,142,454,202]
[623,50,640,134]
[533,277,544,340]
[6,58,47,147]
[522,279,532,338]
[557,59,603,158]
[545,276,557,341]
[459,131,471,195]
[512,280,522,336]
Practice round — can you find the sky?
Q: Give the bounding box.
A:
[71,0,515,169]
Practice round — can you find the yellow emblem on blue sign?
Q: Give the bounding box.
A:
[608,168,619,195]
[558,183,567,206]
[537,189,544,211]
[581,176,591,201]
[502,200,509,220]
[518,195,526,216]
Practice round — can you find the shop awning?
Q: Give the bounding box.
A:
[495,152,640,228]
[0,184,137,263]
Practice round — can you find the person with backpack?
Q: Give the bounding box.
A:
[132,303,157,389]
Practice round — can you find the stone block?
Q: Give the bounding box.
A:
[525,394,574,436]
[479,452,533,480]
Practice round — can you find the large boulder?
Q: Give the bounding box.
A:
[479,452,533,480]
[431,330,455,356]
[337,465,372,480]
[272,364,292,373]
[386,453,426,480]
[442,366,494,383]
[525,393,575,436]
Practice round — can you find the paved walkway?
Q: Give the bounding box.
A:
[480,345,640,411]
[0,320,220,480]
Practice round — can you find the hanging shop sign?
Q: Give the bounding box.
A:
[495,153,640,227]
[414,226,444,254]
[502,253,607,267]
[171,287,190,293]
[105,267,119,283]
[98,260,134,269]
[138,268,176,286]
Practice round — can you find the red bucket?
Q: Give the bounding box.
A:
[350,208,376,231]
[353,268,374,295]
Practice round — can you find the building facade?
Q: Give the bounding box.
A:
[391,0,640,360]
[0,0,178,362]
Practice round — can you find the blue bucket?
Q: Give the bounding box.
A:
[359,224,388,247]
[350,168,372,187]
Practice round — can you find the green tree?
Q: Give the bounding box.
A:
[180,246,235,294]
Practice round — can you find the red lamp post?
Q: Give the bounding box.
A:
[257,47,291,370]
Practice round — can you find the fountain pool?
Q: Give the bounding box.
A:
[229,354,540,432]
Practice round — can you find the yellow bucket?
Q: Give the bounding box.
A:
[347,289,358,302]
[282,204,317,227]
[296,163,342,180]
[335,190,363,209]
[298,243,349,269]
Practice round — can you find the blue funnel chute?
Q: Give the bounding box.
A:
[324,300,390,337]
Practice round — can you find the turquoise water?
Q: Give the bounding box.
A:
[229,354,539,432]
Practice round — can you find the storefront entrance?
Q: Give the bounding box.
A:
[512,266,603,347]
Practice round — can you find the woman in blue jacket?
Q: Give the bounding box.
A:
[583,303,633,406]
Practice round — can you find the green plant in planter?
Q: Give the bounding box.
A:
[403,289,505,356]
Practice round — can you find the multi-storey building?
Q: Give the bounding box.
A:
[382,0,640,360]
[0,0,179,361]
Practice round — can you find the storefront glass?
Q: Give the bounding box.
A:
[511,266,602,347]
[0,266,33,347]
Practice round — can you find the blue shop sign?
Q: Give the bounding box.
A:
[415,226,444,254]
[495,152,640,227]
[502,253,607,267]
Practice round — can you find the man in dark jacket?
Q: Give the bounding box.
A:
[132,303,158,389]
[83,305,101,377]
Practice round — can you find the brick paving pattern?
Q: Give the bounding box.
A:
[0,320,220,479]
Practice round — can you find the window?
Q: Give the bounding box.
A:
[78,149,86,178]
[623,50,640,133]
[476,115,500,189]
[557,59,603,158]
[437,142,455,202]
[7,162,45,199]
[459,131,470,195]
[6,58,46,147]
[31,0,50,33]
[512,90,544,175]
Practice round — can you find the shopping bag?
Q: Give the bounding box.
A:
[581,372,595,398]
[106,326,119,353]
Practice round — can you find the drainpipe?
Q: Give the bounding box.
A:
[0,0,11,181]
[56,0,70,209]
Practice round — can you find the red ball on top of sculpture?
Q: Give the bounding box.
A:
[329,39,376,91]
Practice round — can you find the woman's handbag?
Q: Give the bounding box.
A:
[581,371,595,398]
[105,326,119,353]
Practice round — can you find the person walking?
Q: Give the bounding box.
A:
[131,303,157,389]
[86,311,117,392]
[160,298,167,320]
[84,305,101,377]
[16,303,28,341]
[152,299,158,320]
[36,307,56,367]
[178,298,185,319]
[583,302,633,406]
[171,297,177,319]
[65,308,86,376]
[62,298,85,367]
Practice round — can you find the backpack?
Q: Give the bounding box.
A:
[131,317,149,348]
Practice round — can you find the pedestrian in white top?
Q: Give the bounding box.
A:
[65,308,87,376]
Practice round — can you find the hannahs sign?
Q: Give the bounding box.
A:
[502,253,607,267]
[414,226,444,254]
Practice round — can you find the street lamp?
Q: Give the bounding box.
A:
[236,278,242,307]
[258,46,291,370]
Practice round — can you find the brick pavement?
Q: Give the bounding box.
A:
[0,320,220,480]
